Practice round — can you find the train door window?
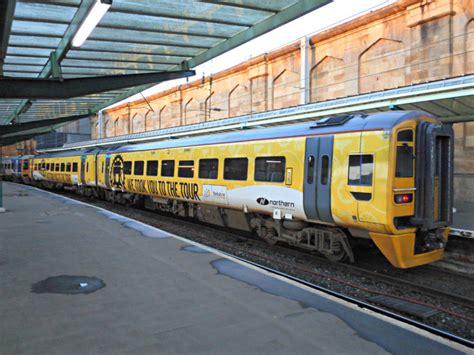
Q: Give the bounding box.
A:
[72,162,78,172]
[178,160,194,178]
[224,158,248,181]
[147,160,158,176]
[254,157,285,182]
[134,161,144,175]
[101,162,104,174]
[199,159,218,179]
[86,162,89,172]
[124,161,132,175]
[396,146,414,177]
[307,155,315,183]
[321,155,329,185]
[23,161,28,169]
[66,163,71,172]
[348,155,373,186]
[161,160,175,177]
[60,163,65,172]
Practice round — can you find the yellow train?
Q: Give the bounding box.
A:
[8,111,454,268]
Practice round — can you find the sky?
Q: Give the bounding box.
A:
[109,0,397,109]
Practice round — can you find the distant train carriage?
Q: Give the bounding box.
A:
[28,111,454,268]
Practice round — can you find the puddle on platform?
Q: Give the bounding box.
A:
[32,275,105,295]
[97,210,171,239]
[181,245,210,254]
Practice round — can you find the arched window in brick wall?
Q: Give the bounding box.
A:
[310,55,345,102]
[359,38,405,94]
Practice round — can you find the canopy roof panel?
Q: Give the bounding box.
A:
[0,0,331,144]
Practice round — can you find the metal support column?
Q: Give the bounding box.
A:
[300,36,310,105]
[0,145,5,213]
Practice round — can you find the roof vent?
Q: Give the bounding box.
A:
[311,112,368,128]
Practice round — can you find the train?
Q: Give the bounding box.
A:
[0,111,454,268]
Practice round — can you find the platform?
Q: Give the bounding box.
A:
[0,182,467,354]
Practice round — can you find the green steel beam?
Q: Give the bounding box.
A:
[5,0,95,124]
[0,112,91,137]
[0,0,16,76]
[92,0,332,112]
[0,70,195,99]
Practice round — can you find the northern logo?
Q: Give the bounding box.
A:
[256,197,269,205]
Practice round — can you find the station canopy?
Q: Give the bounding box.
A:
[0,0,331,145]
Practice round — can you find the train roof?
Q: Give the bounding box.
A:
[107,110,428,154]
[34,148,101,159]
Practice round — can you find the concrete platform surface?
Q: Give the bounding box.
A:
[0,182,468,354]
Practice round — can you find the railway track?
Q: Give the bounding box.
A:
[10,183,474,345]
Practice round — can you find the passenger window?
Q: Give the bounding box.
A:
[199,159,218,179]
[161,160,175,177]
[348,155,373,186]
[147,160,158,176]
[397,130,413,142]
[55,164,59,172]
[178,160,194,178]
[72,163,78,172]
[123,161,132,175]
[134,161,144,175]
[307,155,315,184]
[61,163,65,172]
[396,146,414,177]
[224,158,248,181]
[46,163,49,170]
[66,163,71,172]
[321,155,329,185]
[254,157,285,182]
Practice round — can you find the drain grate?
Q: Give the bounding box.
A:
[369,295,439,319]
[32,275,105,295]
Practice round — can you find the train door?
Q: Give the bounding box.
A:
[303,136,334,223]
[80,156,86,185]
[104,155,111,189]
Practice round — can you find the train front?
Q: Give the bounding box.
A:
[371,116,454,268]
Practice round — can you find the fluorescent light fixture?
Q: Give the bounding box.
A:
[72,0,112,47]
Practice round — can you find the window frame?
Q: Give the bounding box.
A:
[178,160,194,178]
[198,159,219,179]
[347,154,374,186]
[134,160,144,176]
[146,160,159,177]
[223,157,248,181]
[254,156,286,183]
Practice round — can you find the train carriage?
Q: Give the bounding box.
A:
[28,111,454,268]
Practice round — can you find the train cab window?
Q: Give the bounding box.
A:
[146,160,158,176]
[396,146,414,177]
[224,158,248,181]
[123,161,132,175]
[397,130,413,142]
[254,157,285,182]
[60,163,65,172]
[321,155,329,185]
[178,160,194,178]
[199,159,218,179]
[72,163,78,172]
[348,155,373,186]
[134,161,144,175]
[66,163,71,172]
[161,160,175,177]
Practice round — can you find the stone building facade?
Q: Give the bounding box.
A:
[90,0,473,205]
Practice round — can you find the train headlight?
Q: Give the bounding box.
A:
[394,193,413,204]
